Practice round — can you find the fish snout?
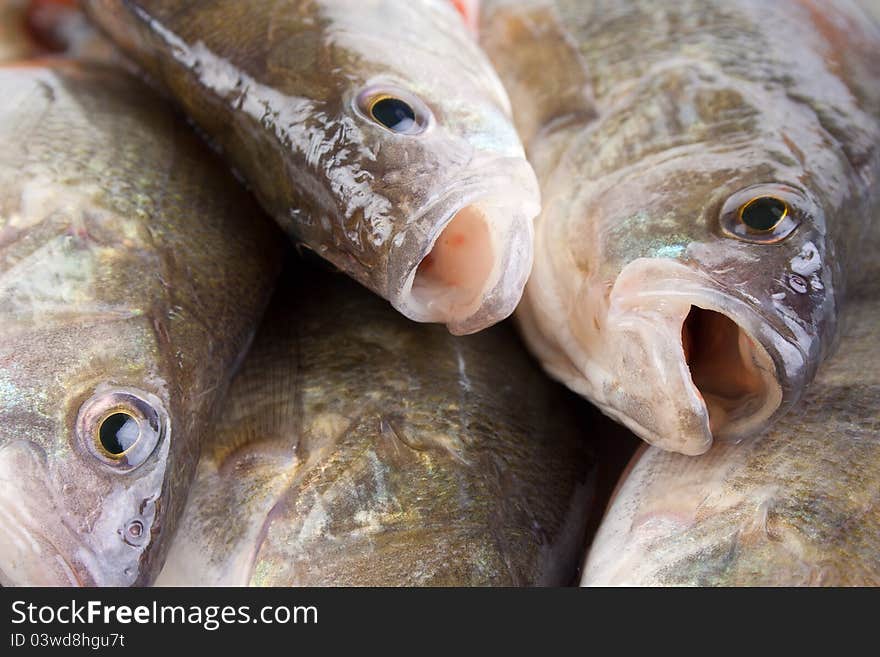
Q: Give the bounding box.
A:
[0,440,90,585]
[606,260,797,453]
[0,439,159,586]
[397,159,540,335]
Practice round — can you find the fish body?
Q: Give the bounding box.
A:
[83,0,541,335]
[156,260,594,586]
[480,0,880,453]
[0,62,281,586]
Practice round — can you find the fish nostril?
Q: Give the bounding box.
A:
[123,519,146,546]
[411,204,495,320]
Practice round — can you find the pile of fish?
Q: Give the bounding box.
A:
[0,0,877,587]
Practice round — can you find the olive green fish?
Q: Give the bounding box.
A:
[155,259,594,586]
[480,0,880,453]
[0,62,282,586]
[83,0,540,336]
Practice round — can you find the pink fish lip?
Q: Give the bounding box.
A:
[393,176,538,335]
[605,259,808,453]
[409,198,534,335]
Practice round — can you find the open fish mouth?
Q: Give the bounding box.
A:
[411,203,495,318]
[679,305,782,441]
[604,258,804,454]
[398,191,536,336]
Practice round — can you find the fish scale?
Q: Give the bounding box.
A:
[156,259,596,586]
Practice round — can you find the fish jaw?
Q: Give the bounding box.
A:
[0,441,94,586]
[392,158,539,336]
[534,257,805,454]
[0,434,169,587]
[579,445,734,587]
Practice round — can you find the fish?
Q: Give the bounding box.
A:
[82,0,541,336]
[155,258,594,586]
[581,207,880,586]
[0,62,282,586]
[479,0,880,453]
[582,289,880,585]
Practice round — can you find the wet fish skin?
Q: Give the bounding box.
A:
[0,62,282,586]
[156,259,594,587]
[581,262,880,586]
[83,0,541,336]
[480,0,880,453]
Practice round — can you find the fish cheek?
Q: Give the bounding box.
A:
[56,378,173,584]
[66,429,170,585]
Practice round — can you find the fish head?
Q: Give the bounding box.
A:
[0,192,196,586]
[292,0,540,335]
[0,383,172,587]
[560,102,854,453]
[0,61,279,586]
[83,0,539,334]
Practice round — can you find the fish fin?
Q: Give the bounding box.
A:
[208,276,303,472]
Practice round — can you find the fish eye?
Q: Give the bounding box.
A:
[739,196,788,232]
[75,388,167,471]
[355,86,432,135]
[98,412,141,455]
[370,96,416,132]
[719,184,808,244]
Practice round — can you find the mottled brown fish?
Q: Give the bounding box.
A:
[83,0,540,336]
[0,62,281,586]
[480,0,880,453]
[156,260,594,586]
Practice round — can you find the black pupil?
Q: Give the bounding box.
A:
[371,97,416,132]
[741,197,787,231]
[99,413,139,455]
